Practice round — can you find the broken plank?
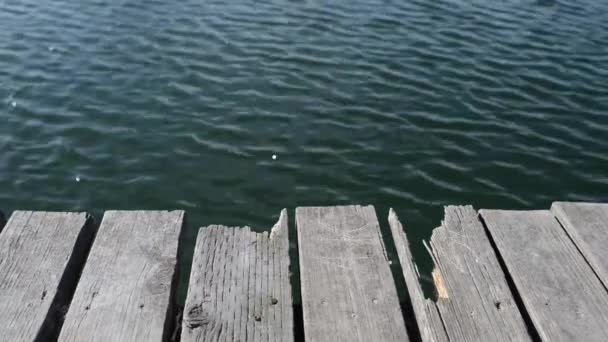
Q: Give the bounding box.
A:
[181,209,293,342]
[480,209,608,341]
[0,211,94,341]
[59,210,184,342]
[552,202,608,288]
[296,205,409,342]
[388,209,449,342]
[428,206,531,341]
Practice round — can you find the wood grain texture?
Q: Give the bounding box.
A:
[181,209,293,342]
[388,209,448,342]
[59,210,184,342]
[480,209,608,341]
[429,206,531,341]
[552,202,608,288]
[0,211,94,342]
[296,205,409,342]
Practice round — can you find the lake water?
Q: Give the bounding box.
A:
[1,0,607,300]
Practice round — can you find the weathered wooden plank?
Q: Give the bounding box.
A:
[429,205,531,341]
[296,205,409,342]
[552,202,608,288]
[181,209,293,342]
[276,213,293,341]
[480,209,608,341]
[59,210,184,342]
[388,209,449,342]
[0,211,94,341]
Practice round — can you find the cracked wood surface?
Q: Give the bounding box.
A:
[389,206,531,342]
[480,209,608,342]
[296,205,408,342]
[429,206,531,341]
[552,202,608,289]
[181,209,293,342]
[59,211,184,342]
[388,209,449,342]
[0,211,94,341]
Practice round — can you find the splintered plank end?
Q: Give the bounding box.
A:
[182,209,294,342]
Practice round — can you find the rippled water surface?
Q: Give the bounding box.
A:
[1,0,608,297]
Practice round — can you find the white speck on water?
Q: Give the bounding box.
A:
[48,46,55,52]
[10,101,16,107]
[272,154,277,160]
[75,176,81,182]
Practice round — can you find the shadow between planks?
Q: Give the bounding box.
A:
[1,202,606,342]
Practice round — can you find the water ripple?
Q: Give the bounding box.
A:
[0,0,607,252]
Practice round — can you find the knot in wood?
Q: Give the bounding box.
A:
[185,304,209,329]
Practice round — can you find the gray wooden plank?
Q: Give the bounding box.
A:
[58,210,184,342]
[181,209,293,342]
[269,226,277,342]
[296,205,409,342]
[275,211,293,341]
[552,202,608,288]
[246,226,256,340]
[213,226,230,340]
[254,232,264,341]
[480,209,608,341]
[227,225,241,342]
[388,209,449,342]
[429,205,531,341]
[0,211,94,341]
[237,223,248,342]
[260,228,269,341]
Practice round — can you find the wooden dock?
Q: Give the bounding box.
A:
[0,202,607,341]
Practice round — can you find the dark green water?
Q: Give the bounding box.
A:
[1,0,607,300]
